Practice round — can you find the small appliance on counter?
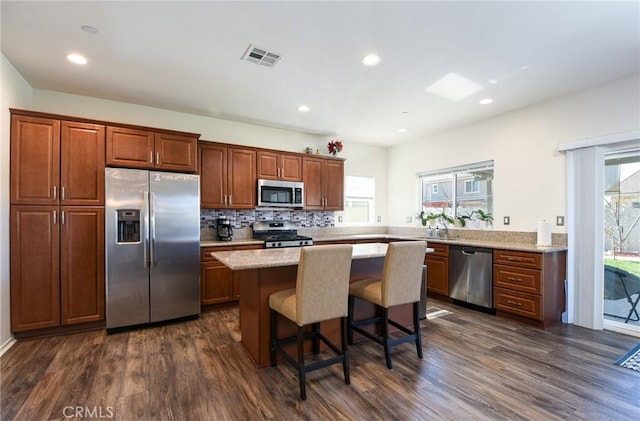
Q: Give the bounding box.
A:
[217,217,234,241]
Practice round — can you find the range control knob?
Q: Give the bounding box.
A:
[277,242,282,247]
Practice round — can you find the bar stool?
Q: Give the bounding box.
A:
[269,244,353,400]
[347,241,427,369]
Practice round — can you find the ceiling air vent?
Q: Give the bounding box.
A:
[242,44,281,68]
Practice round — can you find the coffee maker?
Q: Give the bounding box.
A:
[217,217,233,241]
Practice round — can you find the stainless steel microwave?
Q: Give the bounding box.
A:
[257,179,304,208]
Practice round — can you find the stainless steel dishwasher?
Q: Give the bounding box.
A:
[449,245,493,310]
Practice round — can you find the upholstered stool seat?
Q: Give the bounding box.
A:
[348,241,427,369]
[269,244,353,400]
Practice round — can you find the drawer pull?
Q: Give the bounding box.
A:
[506,257,523,262]
[507,300,522,307]
[507,277,523,282]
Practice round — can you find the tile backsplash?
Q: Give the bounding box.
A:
[201,209,335,239]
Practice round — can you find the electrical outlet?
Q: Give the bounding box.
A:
[556,216,564,226]
[503,216,510,225]
[406,216,412,223]
[338,215,343,223]
[377,216,382,223]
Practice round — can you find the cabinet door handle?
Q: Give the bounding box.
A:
[507,300,522,307]
[507,277,523,282]
[156,152,160,165]
[228,195,232,205]
[150,151,154,164]
[53,186,57,200]
[61,186,65,201]
[61,210,65,225]
[53,210,57,225]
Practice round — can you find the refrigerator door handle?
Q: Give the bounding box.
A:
[143,190,150,268]
[150,191,156,267]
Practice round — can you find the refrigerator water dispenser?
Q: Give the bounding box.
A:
[117,209,140,243]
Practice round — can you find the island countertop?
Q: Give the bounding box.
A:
[211,243,434,271]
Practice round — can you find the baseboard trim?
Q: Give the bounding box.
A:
[604,320,640,338]
[0,337,16,357]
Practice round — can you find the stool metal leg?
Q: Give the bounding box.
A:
[341,316,350,385]
[413,301,423,359]
[297,326,307,400]
[312,322,321,354]
[382,307,392,369]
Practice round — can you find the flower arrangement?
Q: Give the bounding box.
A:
[327,140,343,156]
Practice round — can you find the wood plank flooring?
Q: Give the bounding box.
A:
[2,300,639,420]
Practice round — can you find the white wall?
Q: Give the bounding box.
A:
[387,74,640,233]
[1,53,33,351]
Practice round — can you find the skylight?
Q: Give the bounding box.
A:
[426,73,483,102]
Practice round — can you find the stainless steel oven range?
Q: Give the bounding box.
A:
[252,220,313,248]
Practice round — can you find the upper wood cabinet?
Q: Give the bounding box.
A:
[11,115,105,206]
[106,126,197,172]
[302,157,344,210]
[257,151,303,182]
[199,142,256,209]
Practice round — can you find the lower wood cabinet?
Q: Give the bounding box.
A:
[10,205,105,332]
[425,243,449,296]
[493,249,567,328]
[201,244,261,306]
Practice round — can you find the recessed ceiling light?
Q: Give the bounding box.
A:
[81,25,99,34]
[67,53,87,65]
[479,98,494,105]
[426,73,483,102]
[398,128,408,133]
[298,105,310,112]
[361,54,381,66]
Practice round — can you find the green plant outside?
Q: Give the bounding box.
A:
[605,259,640,277]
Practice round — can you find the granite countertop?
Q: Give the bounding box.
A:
[211,242,391,270]
[201,234,566,253]
[200,239,264,248]
[312,233,566,253]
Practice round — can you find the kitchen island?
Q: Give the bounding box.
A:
[212,243,422,368]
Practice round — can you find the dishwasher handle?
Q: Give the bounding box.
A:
[462,249,476,255]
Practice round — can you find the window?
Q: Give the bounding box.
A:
[343,176,375,224]
[464,180,480,194]
[419,160,494,226]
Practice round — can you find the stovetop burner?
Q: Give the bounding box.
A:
[252,221,313,248]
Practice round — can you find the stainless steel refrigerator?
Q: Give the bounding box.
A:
[105,168,200,329]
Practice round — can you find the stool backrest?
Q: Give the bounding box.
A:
[382,241,427,307]
[296,245,354,326]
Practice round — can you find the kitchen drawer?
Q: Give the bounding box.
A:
[427,242,449,257]
[493,249,541,269]
[201,246,233,262]
[494,264,541,294]
[494,287,542,320]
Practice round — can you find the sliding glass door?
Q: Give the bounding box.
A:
[603,149,640,335]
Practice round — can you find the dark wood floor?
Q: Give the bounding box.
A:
[2,300,639,420]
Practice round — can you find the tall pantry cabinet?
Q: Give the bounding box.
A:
[10,111,105,333]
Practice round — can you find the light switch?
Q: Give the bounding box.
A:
[338,216,343,223]
[406,216,412,223]
[503,216,510,225]
[556,216,564,226]
[377,216,382,222]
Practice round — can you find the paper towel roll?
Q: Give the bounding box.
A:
[537,221,552,246]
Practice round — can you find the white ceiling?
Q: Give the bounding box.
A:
[2,1,639,147]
